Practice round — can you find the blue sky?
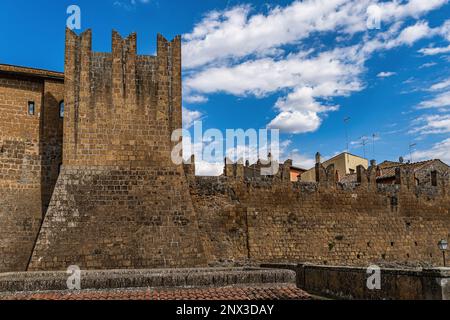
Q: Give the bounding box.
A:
[1,0,449,175]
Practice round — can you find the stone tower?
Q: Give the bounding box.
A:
[28,29,206,271]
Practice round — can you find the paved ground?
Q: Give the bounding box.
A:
[0,285,310,301]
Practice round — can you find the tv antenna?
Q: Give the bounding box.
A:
[372,133,378,159]
[360,136,369,159]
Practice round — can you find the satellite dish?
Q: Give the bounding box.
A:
[399,157,404,164]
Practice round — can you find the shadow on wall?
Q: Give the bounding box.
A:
[39,92,63,217]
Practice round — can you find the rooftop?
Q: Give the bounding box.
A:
[377,159,444,180]
[0,267,310,301]
[0,64,64,81]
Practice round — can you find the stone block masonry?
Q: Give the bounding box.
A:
[0,65,64,273]
[1,27,449,274]
[190,164,450,267]
[27,29,205,271]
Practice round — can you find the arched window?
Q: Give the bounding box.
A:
[59,101,64,118]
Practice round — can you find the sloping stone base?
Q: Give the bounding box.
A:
[28,166,206,271]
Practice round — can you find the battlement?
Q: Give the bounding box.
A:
[1,28,449,274]
[27,30,205,272]
[64,29,182,167]
[220,157,293,182]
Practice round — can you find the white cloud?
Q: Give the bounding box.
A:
[185,49,363,97]
[185,47,363,133]
[418,19,450,54]
[182,107,203,129]
[182,0,371,69]
[377,0,449,21]
[195,160,224,176]
[184,95,209,104]
[268,111,322,134]
[182,0,450,135]
[419,45,450,55]
[395,21,434,45]
[412,114,450,134]
[429,78,450,91]
[418,91,450,109]
[183,0,448,69]
[289,152,316,169]
[411,138,450,163]
[419,62,437,68]
[377,71,397,78]
[370,20,439,51]
[418,78,450,109]
[114,0,151,10]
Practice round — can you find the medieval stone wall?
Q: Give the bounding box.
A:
[189,166,450,268]
[28,29,205,271]
[1,29,449,274]
[0,71,64,272]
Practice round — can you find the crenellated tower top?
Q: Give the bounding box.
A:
[63,28,182,167]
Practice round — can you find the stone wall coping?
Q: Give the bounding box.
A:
[0,63,64,81]
[0,268,296,293]
[261,263,450,278]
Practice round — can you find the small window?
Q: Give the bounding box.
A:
[59,101,64,118]
[431,170,438,187]
[28,101,35,115]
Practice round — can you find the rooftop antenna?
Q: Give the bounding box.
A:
[344,117,351,152]
[409,143,417,163]
[372,133,378,159]
[360,136,369,159]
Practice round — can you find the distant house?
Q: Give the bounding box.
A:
[301,152,368,182]
[339,159,449,186]
[242,161,306,182]
[376,159,449,186]
[290,165,307,182]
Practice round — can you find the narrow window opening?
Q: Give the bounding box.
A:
[431,170,437,187]
[28,101,35,115]
[59,101,64,118]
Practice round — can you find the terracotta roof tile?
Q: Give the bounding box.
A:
[0,285,310,301]
[376,159,438,180]
[0,64,64,81]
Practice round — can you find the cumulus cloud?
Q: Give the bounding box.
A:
[194,161,224,176]
[182,0,448,68]
[377,71,397,78]
[182,107,203,129]
[182,1,449,135]
[268,111,322,134]
[182,0,369,69]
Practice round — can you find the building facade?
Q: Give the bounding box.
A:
[301,152,368,182]
[0,64,64,272]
